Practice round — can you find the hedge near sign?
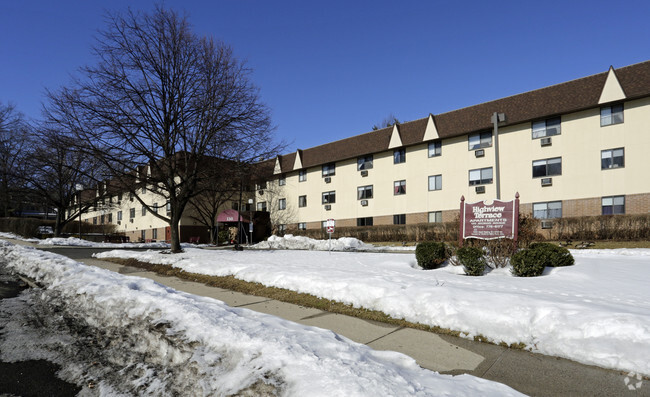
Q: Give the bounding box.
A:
[459,193,519,246]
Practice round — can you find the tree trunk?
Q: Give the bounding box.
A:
[169,215,182,253]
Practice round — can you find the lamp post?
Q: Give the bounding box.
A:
[75,184,83,239]
[491,112,506,200]
[248,198,254,245]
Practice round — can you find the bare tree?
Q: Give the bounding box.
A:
[372,113,400,130]
[0,102,30,217]
[22,127,105,236]
[44,7,281,252]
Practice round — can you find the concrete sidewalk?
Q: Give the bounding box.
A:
[2,239,645,396]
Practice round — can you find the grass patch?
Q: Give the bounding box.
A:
[104,257,539,349]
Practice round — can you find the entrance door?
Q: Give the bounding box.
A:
[165,226,171,242]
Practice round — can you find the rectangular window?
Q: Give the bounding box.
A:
[232,202,239,211]
[357,155,373,170]
[100,215,105,224]
[468,131,492,150]
[393,148,406,164]
[322,191,336,204]
[298,222,306,230]
[117,211,122,221]
[469,167,493,185]
[256,181,267,190]
[357,185,373,200]
[601,148,624,169]
[428,211,443,223]
[298,195,307,207]
[257,201,267,211]
[141,230,146,241]
[428,140,442,157]
[532,157,562,178]
[533,201,562,219]
[532,117,561,139]
[299,170,307,182]
[393,214,406,225]
[129,208,135,219]
[108,213,113,223]
[152,229,158,239]
[278,198,286,210]
[601,104,624,126]
[357,217,373,226]
[93,217,97,225]
[279,175,286,186]
[142,206,147,216]
[322,163,336,177]
[278,224,286,235]
[152,203,158,214]
[394,180,406,195]
[428,175,442,191]
[602,196,625,215]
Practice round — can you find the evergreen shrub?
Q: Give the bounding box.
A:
[510,249,546,277]
[415,241,448,270]
[456,246,486,276]
[529,242,575,267]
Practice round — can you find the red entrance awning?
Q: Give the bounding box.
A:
[217,209,249,223]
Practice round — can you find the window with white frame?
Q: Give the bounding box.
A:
[428,211,442,223]
[298,222,306,230]
[299,170,307,182]
[152,203,158,214]
[298,195,307,207]
[278,224,286,235]
[357,217,373,226]
[129,208,136,218]
[393,148,406,164]
[152,229,158,239]
[393,214,406,225]
[428,140,442,157]
[357,185,373,199]
[279,175,286,186]
[257,201,267,211]
[322,163,336,177]
[532,157,562,177]
[601,148,624,169]
[394,180,406,195]
[322,191,336,204]
[468,131,492,150]
[166,202,171,215]
[600,104,624,126]
[602,196,625,215]
[533,201,562,219]
[532,117,561,139]
[278,198,286,210]
[469,167,493,185]
[117,211,122,221]
[357,155,373,170]
[428,175,442,191]
[141,230,146,241]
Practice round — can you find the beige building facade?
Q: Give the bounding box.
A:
[256,61,650,232]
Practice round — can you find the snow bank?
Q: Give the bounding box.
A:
[252,234,414,252]
[94,246,650,376]
[0,242,521,396]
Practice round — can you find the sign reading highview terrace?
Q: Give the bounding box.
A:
[459,193,519,241]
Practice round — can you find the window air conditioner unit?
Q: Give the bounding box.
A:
[475,186,485,194]
[541,220,554,229]
[130,219,134,223]
[324,204,331,210]
[540,137,552,146]
[541,178,553,186]
[117,221,121,225]
[360,170,368,177]
[475,149,485,158]
[324,177,331,183]
[360,200,368,206]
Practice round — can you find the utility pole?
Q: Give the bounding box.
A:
[491,112,506,200]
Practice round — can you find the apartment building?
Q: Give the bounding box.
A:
[256,61,650,232]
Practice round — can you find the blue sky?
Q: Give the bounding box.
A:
[1,1,649,153]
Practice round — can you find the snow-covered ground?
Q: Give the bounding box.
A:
[252,234,415,252]
[92,240,650,377]
[0,241,522,396]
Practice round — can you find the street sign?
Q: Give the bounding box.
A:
[326,219,335,233]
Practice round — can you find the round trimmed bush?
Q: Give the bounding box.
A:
[510,249,546,277]
[415,242,448,270]
[456,246,486,276]
[528,242,574,267]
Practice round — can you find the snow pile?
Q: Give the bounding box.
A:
[38,236,171,249]
[252,234,414,252]
[0,242,522,396]
[94,247,650,376]
[0,232,39,243]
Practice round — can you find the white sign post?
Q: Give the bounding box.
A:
[326,219,335,253]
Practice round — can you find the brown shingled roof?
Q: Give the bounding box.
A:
[267,60,650,174]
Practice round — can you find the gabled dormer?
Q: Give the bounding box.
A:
[388,123,403,149]
[598,66,626,104]
[423,114,440,141]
